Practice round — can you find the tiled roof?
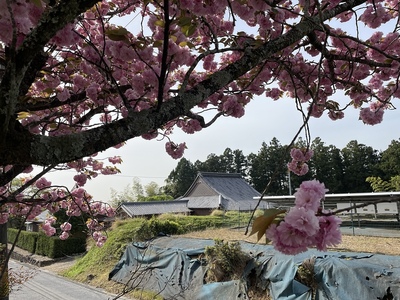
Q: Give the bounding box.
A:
[221,197,271,211]
[183,172,267,211]
[118,200,191,217]
[186,196,220,209]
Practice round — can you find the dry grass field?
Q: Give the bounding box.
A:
[179,228,400,256]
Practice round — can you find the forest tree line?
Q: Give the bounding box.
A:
[163,137,400,199]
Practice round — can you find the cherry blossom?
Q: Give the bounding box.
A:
[165,142,186,159]
[287,148,314,176]
[314,215,342,251]
[266,180,340,255]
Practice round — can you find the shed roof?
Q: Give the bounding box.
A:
[118,200,191,217]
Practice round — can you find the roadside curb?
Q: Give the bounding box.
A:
[8,244,70,267]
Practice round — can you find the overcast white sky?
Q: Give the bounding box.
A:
[46,96,399,202]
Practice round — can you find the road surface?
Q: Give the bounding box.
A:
[9,260,123,300]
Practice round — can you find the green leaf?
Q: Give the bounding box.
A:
[153,40,163,47]
[182,25,196,37]
[16,111,31,120]
[177,16,193,27]
[154,20,165,27]
[105,27,129,42]
[249,209,286,242]
[178,41,194,48]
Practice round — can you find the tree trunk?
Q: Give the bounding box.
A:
[0,223,8,300]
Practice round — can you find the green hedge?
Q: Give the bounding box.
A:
[8,228,86,258]
[35,235,86,258]
[8,228,39,253]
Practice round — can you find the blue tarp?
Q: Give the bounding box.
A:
[109,236,400,299]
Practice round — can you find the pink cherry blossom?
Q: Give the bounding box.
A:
[59,231,70,240]
[60,222,72,232]
[359,107,384,125]
[287,160,309,176]
[178,119,202,134]
[266,223,311,255]
[328,110,344,121]
[142,130,159,140]
[290,148,304,161]
[284,207,320,236]
[42,222,56,236]
[165,142,186,159]
[73,173,88,186]
[108,156,122,164]
[314,215,342,251]
[35,177,52,189]
[221,95,245,118]
[294,180,328,212]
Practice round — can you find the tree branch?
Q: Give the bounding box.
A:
[0,0,368,166]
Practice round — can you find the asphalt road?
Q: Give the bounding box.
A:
[9,260,122,300]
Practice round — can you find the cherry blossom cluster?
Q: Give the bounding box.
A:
[287,148,314,176]
[42,217,57,237]
[266,180,342,255]
[1,0,396,162]
[59,222,72,240]
[165,141,186,159]
[0,173,114,245]
[87,219,108,247]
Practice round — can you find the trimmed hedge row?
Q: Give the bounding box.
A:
[8,228,38,253]
[8,228,86,258]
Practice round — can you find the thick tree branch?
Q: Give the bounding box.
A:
[0,0,367,166]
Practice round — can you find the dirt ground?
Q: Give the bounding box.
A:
[179,228,400,256]
[42,256,81,273]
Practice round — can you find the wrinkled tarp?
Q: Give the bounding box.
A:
[109,236,400,299]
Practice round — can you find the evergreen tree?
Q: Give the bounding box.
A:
[341,140,380,192]
[164,158,197,198]
[309,138,344,193]
[249,138,288,195]
[379,139,400,178]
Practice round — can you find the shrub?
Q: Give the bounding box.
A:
[135,218,183,241]
[295,257,317,296]
[204,239,250,282]
[253,209,264,219]
[35,234,86,258]
[157,213,187,220]
[211,209,225,217]
[225,210,239,217]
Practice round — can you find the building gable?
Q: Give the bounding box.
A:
[183,172,267,211]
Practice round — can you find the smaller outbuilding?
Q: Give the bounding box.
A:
[116,199,191,219]
[25,209,52,232]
